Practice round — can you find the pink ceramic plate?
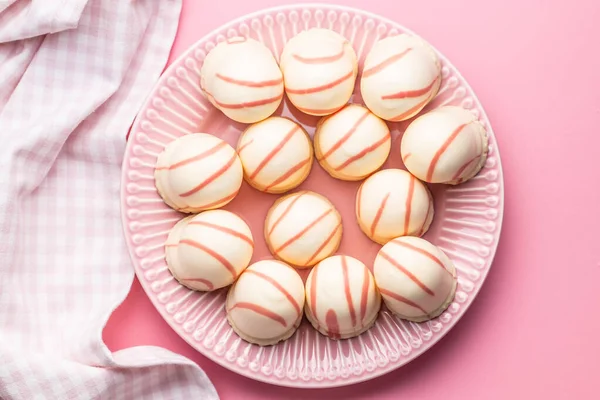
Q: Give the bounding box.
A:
[121,4,504,388]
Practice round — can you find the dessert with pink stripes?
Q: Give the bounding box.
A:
[166,210,254,291]
[314,104,391,181]
[305,255,381,339]
[401,106,488,184]
[200,36,284,123]
[280,28,358,116]
[373,236,457,322]
[226,259,305,346]
[264,191,342,268]
[154,133,243,213]
[236,117,313,193]
[356,169,433,245]
[361,34,441,121]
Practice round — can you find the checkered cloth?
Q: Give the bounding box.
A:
[0,1,218,398]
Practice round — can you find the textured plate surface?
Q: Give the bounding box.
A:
[121,4,504,388]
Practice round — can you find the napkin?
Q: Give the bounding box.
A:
[0,0,218,398]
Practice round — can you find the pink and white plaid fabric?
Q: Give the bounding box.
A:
[0,0,218,398]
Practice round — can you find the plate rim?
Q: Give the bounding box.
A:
[120,3,505,388]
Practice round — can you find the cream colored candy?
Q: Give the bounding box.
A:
[356,169,433,245]
[154,133,243,213]
[401,106,488,184]
[237,117,313,193]
[280,28,358,116]
[226,260,305,345]
[373,236,457,322]
[264,191,342,268]
[167,210,253,291]
[200,36,283,123]
[361,34,441,121]
[314,104,391,181]
[305,255,381,339]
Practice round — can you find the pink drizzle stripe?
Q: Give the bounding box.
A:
[155,141,227,171]
[180,277,214,290]
[267,192,305,236]
[379,287,429,315]
[286,70,353,95]
[274,208,333,253]
[249,126,300,179]
[370,192,390,237]
[379,251,435,296]
[426,123,468,182]
[292,47,344,64]
[178,239,236,278]
[381,76,439,100]
[390,239,450,272]
[229,302,287,327]
[341,256,357,327]
[216,73,282,88]
[319,109,371,162]
[362,48,412,78]
[179,153,237,197]
[187,220,253,246]
[245,269,301,316]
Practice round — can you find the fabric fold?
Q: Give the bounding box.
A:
[0,0,219,398]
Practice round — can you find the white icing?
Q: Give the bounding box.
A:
[155,133,243,213]
[356,169,433,244]
[315,104,390,180]
[401,106,488,184]
[373,236,457,322]
[200,36,283,123]
[265,191,341,268]
[226,260,305,345]
[237,117,313,193]
[304,255,381,339]
[360,34,441,121]
[169,210,253,291]
[280,28,358,115]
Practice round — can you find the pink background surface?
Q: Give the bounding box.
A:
[104,0,600,398]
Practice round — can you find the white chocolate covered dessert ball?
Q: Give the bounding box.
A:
[155,133,243,213]
[356,169,433,245]
[236,117,313,193]
[361,34,441,121]
[401,106,488,184]
[166,210,253,291]
[200,36,283,123]
[265,191,342,268]
[280,28,358,116]
[314,104,391,181]
[305,255,381,339]
[373,236,457,322]
[226,260,305,345]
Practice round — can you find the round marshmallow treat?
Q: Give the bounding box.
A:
[155,133,243,213]
[373,237,457,322]
[305,255,381,339]
[360,34,441,121]
[280,28,358,116]
[356,169,433,245]
[236,117,313,193]
[226,260,305,345]
[401,106,488,185]
[200,36,283,123]
[265,191,342,268]
[168,210,253,291]
[314,104,391,181]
